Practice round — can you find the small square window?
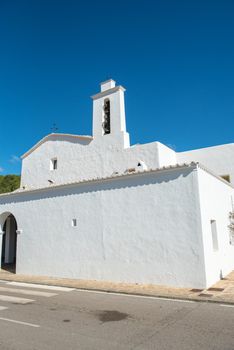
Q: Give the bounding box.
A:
[72,219,77,227]
[50,158,57,170]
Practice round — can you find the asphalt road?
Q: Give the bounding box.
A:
[0,280,233,350]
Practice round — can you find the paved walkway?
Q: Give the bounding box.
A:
[0,269,234,304]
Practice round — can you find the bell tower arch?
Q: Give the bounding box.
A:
[91,79,130,148]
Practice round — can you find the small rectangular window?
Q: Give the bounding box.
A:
[211,220,219,251]
[50,158,57,170]
[72,219,77,227]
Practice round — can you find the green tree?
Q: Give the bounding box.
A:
[0,175,21,194]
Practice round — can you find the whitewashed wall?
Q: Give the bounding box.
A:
[21,137,234,190]
[178,143,234,185]
[197,167,234,287]
[20,135,177,190]
[0,166,206,288]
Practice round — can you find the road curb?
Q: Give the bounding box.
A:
[0,273,234,306]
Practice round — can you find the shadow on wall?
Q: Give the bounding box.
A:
[0,167,194,205]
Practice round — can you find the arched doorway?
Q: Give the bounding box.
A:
[1,214,18,273]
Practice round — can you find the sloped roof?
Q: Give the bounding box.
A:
[0,162,197,198]
[0,162,232,199]
[21,133,93,159]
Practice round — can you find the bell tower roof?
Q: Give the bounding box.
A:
[91,80,126,101]
[100,79,116,92]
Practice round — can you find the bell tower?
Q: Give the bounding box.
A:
[91,79,130,148]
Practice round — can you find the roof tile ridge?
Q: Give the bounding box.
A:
[0,162,196,198]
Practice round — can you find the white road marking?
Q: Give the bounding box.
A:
[0,317,40,328]
[0,306,8,311]
[0,280,7,283]
[8,282,75,292]
[0,287,57,298]
[220,304,234,308]
[146,297,195,303]
[0,295,34,304]
[74,289,196,303]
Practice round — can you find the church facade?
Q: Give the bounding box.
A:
[0,79,234,288]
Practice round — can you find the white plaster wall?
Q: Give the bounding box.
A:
[0,167,206,288]
[178,143,234,185]
[157,142,177,167]
[196,167,234,287]
[20,135,177,190]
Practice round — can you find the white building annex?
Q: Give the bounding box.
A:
[0,79,234,289]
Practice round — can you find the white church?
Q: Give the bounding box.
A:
[0,79,234,289]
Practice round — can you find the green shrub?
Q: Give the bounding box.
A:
[0,175,21,194]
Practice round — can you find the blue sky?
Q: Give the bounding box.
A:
[0,0,234,175]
